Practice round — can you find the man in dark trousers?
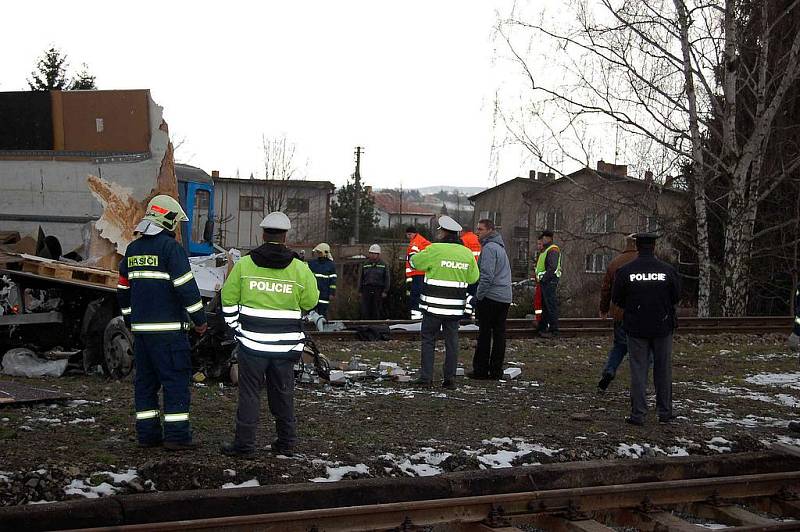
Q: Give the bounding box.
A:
[470,218,512,380]
[597,234,638,391]
[219,211,319,457]
[308,242,336,318]
[535,230,562,337]
[359,244,390,319]
[117,195,207,451]
[612,233,680,426]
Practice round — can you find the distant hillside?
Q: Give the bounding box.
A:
[417,185,486,195]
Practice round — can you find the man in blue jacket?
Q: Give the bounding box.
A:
[469,218,512,380]
[117,195,207,450]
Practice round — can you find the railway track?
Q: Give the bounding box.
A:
[310,316,793,340]
[16,450,799,531]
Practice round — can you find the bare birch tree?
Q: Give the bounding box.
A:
[496,0,800,316]
[262,134,303,212]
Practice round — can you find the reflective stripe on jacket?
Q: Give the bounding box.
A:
[221,254,319,358]
[410,242,480,317]
[535,244,562,282]
[117,231,206,334]
[309,257,337,303]
[405,234,431,280]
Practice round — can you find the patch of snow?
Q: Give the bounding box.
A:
[481,437,514,446]
[697,524,732,529]
[68,418,96,424]
[310,464,370,483]
[100,469,138,485]
[27,500,56,505]
[409,447,451,466]
[478,449,532,468]
[396,460,443,477]
[32,418,61,424]
[223,469,236,478]
[64,479,118,498]
[706,437,732,453]
[222,479,260,489]
[745,372,800,389]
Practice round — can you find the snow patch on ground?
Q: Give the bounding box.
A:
[64,479,118,499]
[745,372,800,389]
[706,437,733,453]
[310,463,370,482]
[616,443,690,458]
[68,418,96,424]
[476,438,563,468]
[222,479,260,489]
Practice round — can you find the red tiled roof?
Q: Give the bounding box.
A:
[372,192,435,215]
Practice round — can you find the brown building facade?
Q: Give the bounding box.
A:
[470,162,688,316]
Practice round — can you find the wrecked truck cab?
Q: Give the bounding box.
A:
[176,163,215,257]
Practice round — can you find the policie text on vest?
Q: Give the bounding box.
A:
[249,280,293,293]
[440,260,470,270]
[629,273,667,282]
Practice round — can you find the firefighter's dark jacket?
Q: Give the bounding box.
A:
[309,257,337,301]
[611,251,680,338]
[360,258,391,292]
[118,231,207,333]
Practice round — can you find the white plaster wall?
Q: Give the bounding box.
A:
[0,95,168,252]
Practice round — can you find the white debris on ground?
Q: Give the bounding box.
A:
[310,462,370,483]
[221,478,260,489]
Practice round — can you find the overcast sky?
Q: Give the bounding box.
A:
[0,1,560,190]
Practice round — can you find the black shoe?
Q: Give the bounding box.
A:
[466,371,489,380]
[658,414,677,424]
[488,373,503,380]
[410,377,432,386]
[220,442,254,458]
[138,440,163,448]
[538,331,552,338]
[268,441,294,457]
[625,416,644,426]
[442,380,456,390]
[789,421,800,433]
[164,440,200,451]
[597,373,614,392]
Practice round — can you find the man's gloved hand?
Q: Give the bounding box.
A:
[195,323,208,335]
[789,332,800,351]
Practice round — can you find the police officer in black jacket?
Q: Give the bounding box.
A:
[612,233,680,426]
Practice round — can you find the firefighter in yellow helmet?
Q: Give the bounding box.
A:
[117,194,207,451]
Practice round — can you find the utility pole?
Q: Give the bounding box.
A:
[353,146,364,243]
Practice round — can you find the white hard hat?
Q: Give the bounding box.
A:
[259,211,291,230]
[368,244,381,254]
[313,243,331,254]
[438,215,462,232]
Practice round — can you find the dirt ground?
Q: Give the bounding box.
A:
[1,332,799,505]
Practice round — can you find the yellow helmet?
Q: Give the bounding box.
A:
[144,195,188,232]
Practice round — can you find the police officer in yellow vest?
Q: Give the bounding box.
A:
[409,216,479,389]
[219,212,319,457]
[535,229,562,337]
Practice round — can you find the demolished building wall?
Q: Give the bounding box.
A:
[0,91,173,257]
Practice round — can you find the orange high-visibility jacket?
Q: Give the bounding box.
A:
[461,231,481,262]
[405,233,431,279]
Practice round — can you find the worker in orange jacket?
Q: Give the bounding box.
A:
[405,226,430,320]
[461,229,482,316]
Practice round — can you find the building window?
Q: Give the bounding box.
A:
[478,210,501,227]
[239,195,263,212]
[585,253,612,273]
[638,215,660,232]
[535,209,563,231]
[584,211,616,234]
[191,189,211,244]
[286,197,310,213]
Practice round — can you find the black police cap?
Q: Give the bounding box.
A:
[634,232,659,245]
[539,229,554,238]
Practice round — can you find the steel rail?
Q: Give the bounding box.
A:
[65,470,800,532]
